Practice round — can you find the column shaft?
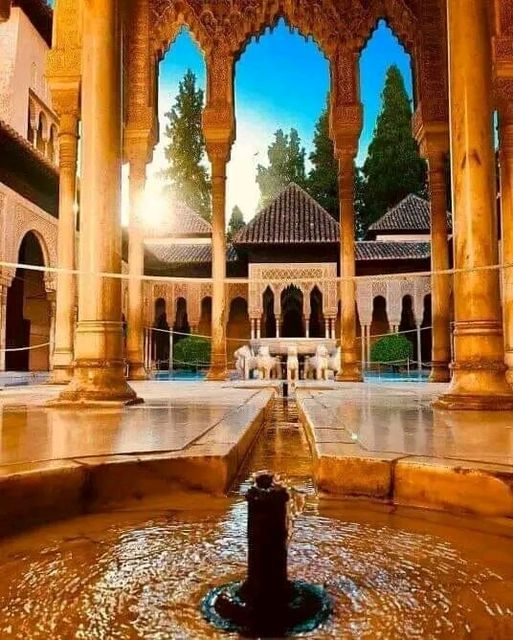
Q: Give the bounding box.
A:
[126,159,147,380]
[337,154,362,381]
[436,0,513,409]
[206,156,228,380]
[0,286,7,372]
[428,153,452,382]
[50,112,78,384]
[501,120,513,383]
[58,0,137,404]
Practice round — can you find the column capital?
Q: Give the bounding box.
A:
[412,111,449,161]
[124,127,153,166]
[206,140,232,169]
[49,83,80,126]
[330,103,362,157]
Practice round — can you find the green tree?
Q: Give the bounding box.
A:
[227,205,246,241]
[308,101,339,219]
[160,70,211,220]
[256,128,306,209]
[174,336,211,370]
[360,65,427,232]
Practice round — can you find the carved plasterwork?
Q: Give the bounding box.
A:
[355,275,431,328]
[150,0,419,60]
[248,263,338,318]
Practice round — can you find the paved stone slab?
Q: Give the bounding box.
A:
[0,383,275,535]
[296,383,513,517]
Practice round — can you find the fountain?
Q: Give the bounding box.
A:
[201,471,331,637]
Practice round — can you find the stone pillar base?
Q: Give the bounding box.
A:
[429,362,451,383]
[434,393,513,411]
[434,366,513,410]
[48,365,74,385]
[336,364,363,383]
[127,361,148,381]
[206,364,228,381]
[50,360,142,406]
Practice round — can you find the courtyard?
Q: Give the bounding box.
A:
[1,0,513,636]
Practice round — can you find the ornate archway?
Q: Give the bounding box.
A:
[5,232,51,372]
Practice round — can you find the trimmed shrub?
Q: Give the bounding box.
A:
[173,336,211,369]
[370,334,413,366]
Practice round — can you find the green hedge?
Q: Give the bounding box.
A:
[370,334,413,366]
[173,336,211,369]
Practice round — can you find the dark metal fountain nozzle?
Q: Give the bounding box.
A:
[201,470,331,637]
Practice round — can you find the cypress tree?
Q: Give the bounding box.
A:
[256,128,307,209]
[160,70,211,220]
[227,205,246,240]
[360,65,427,232]
[308,100,339,219]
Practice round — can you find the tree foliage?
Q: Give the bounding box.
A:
[160,70,211,220]
[227,205,246,241]
[174,336,211,369]
[256,128,306,209]
[359,65,427,233]
[371,334,413,366]
[308,102,339,219]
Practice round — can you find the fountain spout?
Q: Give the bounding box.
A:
[240,471,290,609]
[201,471,331,637]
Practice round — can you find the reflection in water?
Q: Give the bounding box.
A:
[0,400,512,638]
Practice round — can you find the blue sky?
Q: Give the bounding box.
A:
[153,19,413,219]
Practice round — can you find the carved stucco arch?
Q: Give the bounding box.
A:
[151,0,419,64]
[10,221,57,293]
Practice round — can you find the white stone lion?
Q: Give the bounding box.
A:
[256,346,280,380]
[234,345,258,380]
[305,344,329,380]
[287,345,300,382]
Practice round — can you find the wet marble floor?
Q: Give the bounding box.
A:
[296,382,513,465]
[295,382,513,516]
[0,382,274,534]
[0,382,271,466]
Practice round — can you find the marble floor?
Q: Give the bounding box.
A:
[0,382,274,534]
[295,381,513,516]
[0,381,271,466]
[297,381,513,466]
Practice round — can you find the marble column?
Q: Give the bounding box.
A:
[0,285,7,372]
[49,105,79,384]
[336,153,362,381]
[206,148,229,380]
[500,117,513,384]
[427,148,452,382]
[126,156,148,380]
[435,0,513,409]
[58,0,138,405]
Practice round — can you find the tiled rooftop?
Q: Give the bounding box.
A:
[234,183,340,244]
[369,194,452,233]
[144,201,212,239]
[145,242,238,264]
[356,241,431,261]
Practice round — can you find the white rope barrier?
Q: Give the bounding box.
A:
[0,342,51,353]
[146,325,433,343]
[2,257,513,284]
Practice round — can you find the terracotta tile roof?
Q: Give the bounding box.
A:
[356,241,431,261]
[234,182,339,244]
[144,201,212,239]
[145,243,237,264]
[13,0,52,46]
[368,194,452,233]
